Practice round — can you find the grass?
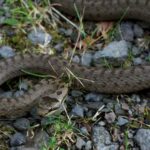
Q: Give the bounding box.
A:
[41,115,75,150]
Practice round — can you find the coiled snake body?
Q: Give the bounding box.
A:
[1,0,150,117]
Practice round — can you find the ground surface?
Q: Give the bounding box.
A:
[0,1,149,150]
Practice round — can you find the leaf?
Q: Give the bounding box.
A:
[97,21,114,39]
[3,18,19,26]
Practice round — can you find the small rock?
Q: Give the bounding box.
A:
[115,103,125,115]
[81,53,93,66]
[0,91,13,98]
[72,55,80,64]
[72,104,84,117]
[10,132,26,146]
[133,24,144,38]
[85,141,92,150]
[120,22,134,41]
[85,93,104,102]
[92,126,111,146]
[117,116,129,126]
[28,28,52,45]
[33,131,49,149]
[93,40,130,60]
[19,82,28,91]
[54,43,64,53]
[134,129,150,150]
[0,46,15,58]
[14,90,24,98]
[105,112,116,123]
[13,118,30,131]
[80,127,89,136]
[131,94,141,103]
[132,46,142,56]
[76,136,86,150]
[71,90,83,97]
[59,28,73,37]
[133,58,143,65]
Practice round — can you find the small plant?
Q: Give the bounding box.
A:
[41,116,75,150]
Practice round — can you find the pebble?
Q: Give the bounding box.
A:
[76,136,86,149]
[13,118,30,131]
[105,112,116,123]
[0,91,13,98]
[71,90,83,97]
[92,126,111,146]
[133,24,144,38]
[120,22,134,41]
[54,43,64,53]
[71,104,84,117]
[72,55,80,63]
[28,28,52,45]
[80,127,89,136]
[114,103,125,115]
[85,93,104,102]
[133,58,143,65]
[131,94,141,103]
[93,40,130,61]
[81,52,93,66]
[134,129,150,150]
[0,46,15,58]
[132,46,142,56]
[59,28,73,37]
[10,132,26,146]
[85,141,92,150]
[117,116,129,126]
[19,82,28,91]
[14,90,24,98]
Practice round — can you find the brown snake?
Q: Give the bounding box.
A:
[1,0,150,117]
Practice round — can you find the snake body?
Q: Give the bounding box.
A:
[1,0,150,117]
[1,54,150,117]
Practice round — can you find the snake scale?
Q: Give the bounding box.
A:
[1,0,150,117]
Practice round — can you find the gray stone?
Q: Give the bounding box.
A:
[71,90,83,97]
[33,131,49,149]
[13,118,30,131]
[133,58,143,65]
[0,46,15,58]
[115,103,125,115]
[0,91,13,98]
[76,136,86,149]
[85,141,92,150]
[19,81,28,91]
[134,129,150,150]
[14,90,24,98]
[72,55,80,63]
[117,116,129,126]
[54,43,64,53]
[132,47,142,56]
[131,94,141,103]
[81,53,93,66]
[85,93,104,102]
[10,132,26,146]
[92,126,111,146]
[134,24,144,38]
[28,28,52,45]
[120,22,134,41]
[105,112,116,123]
[80,127,89,136]
[93,40,130,60]
[72,104,84,117]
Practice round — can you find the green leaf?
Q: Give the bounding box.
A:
[3,18,19,26]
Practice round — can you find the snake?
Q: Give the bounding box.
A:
[0,0,150,117]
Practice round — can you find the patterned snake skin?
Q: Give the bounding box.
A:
[1,0,150,117]
[0,54,150,117]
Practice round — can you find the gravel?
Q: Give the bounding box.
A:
[0,46,15,58]
[134,129,150,150]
